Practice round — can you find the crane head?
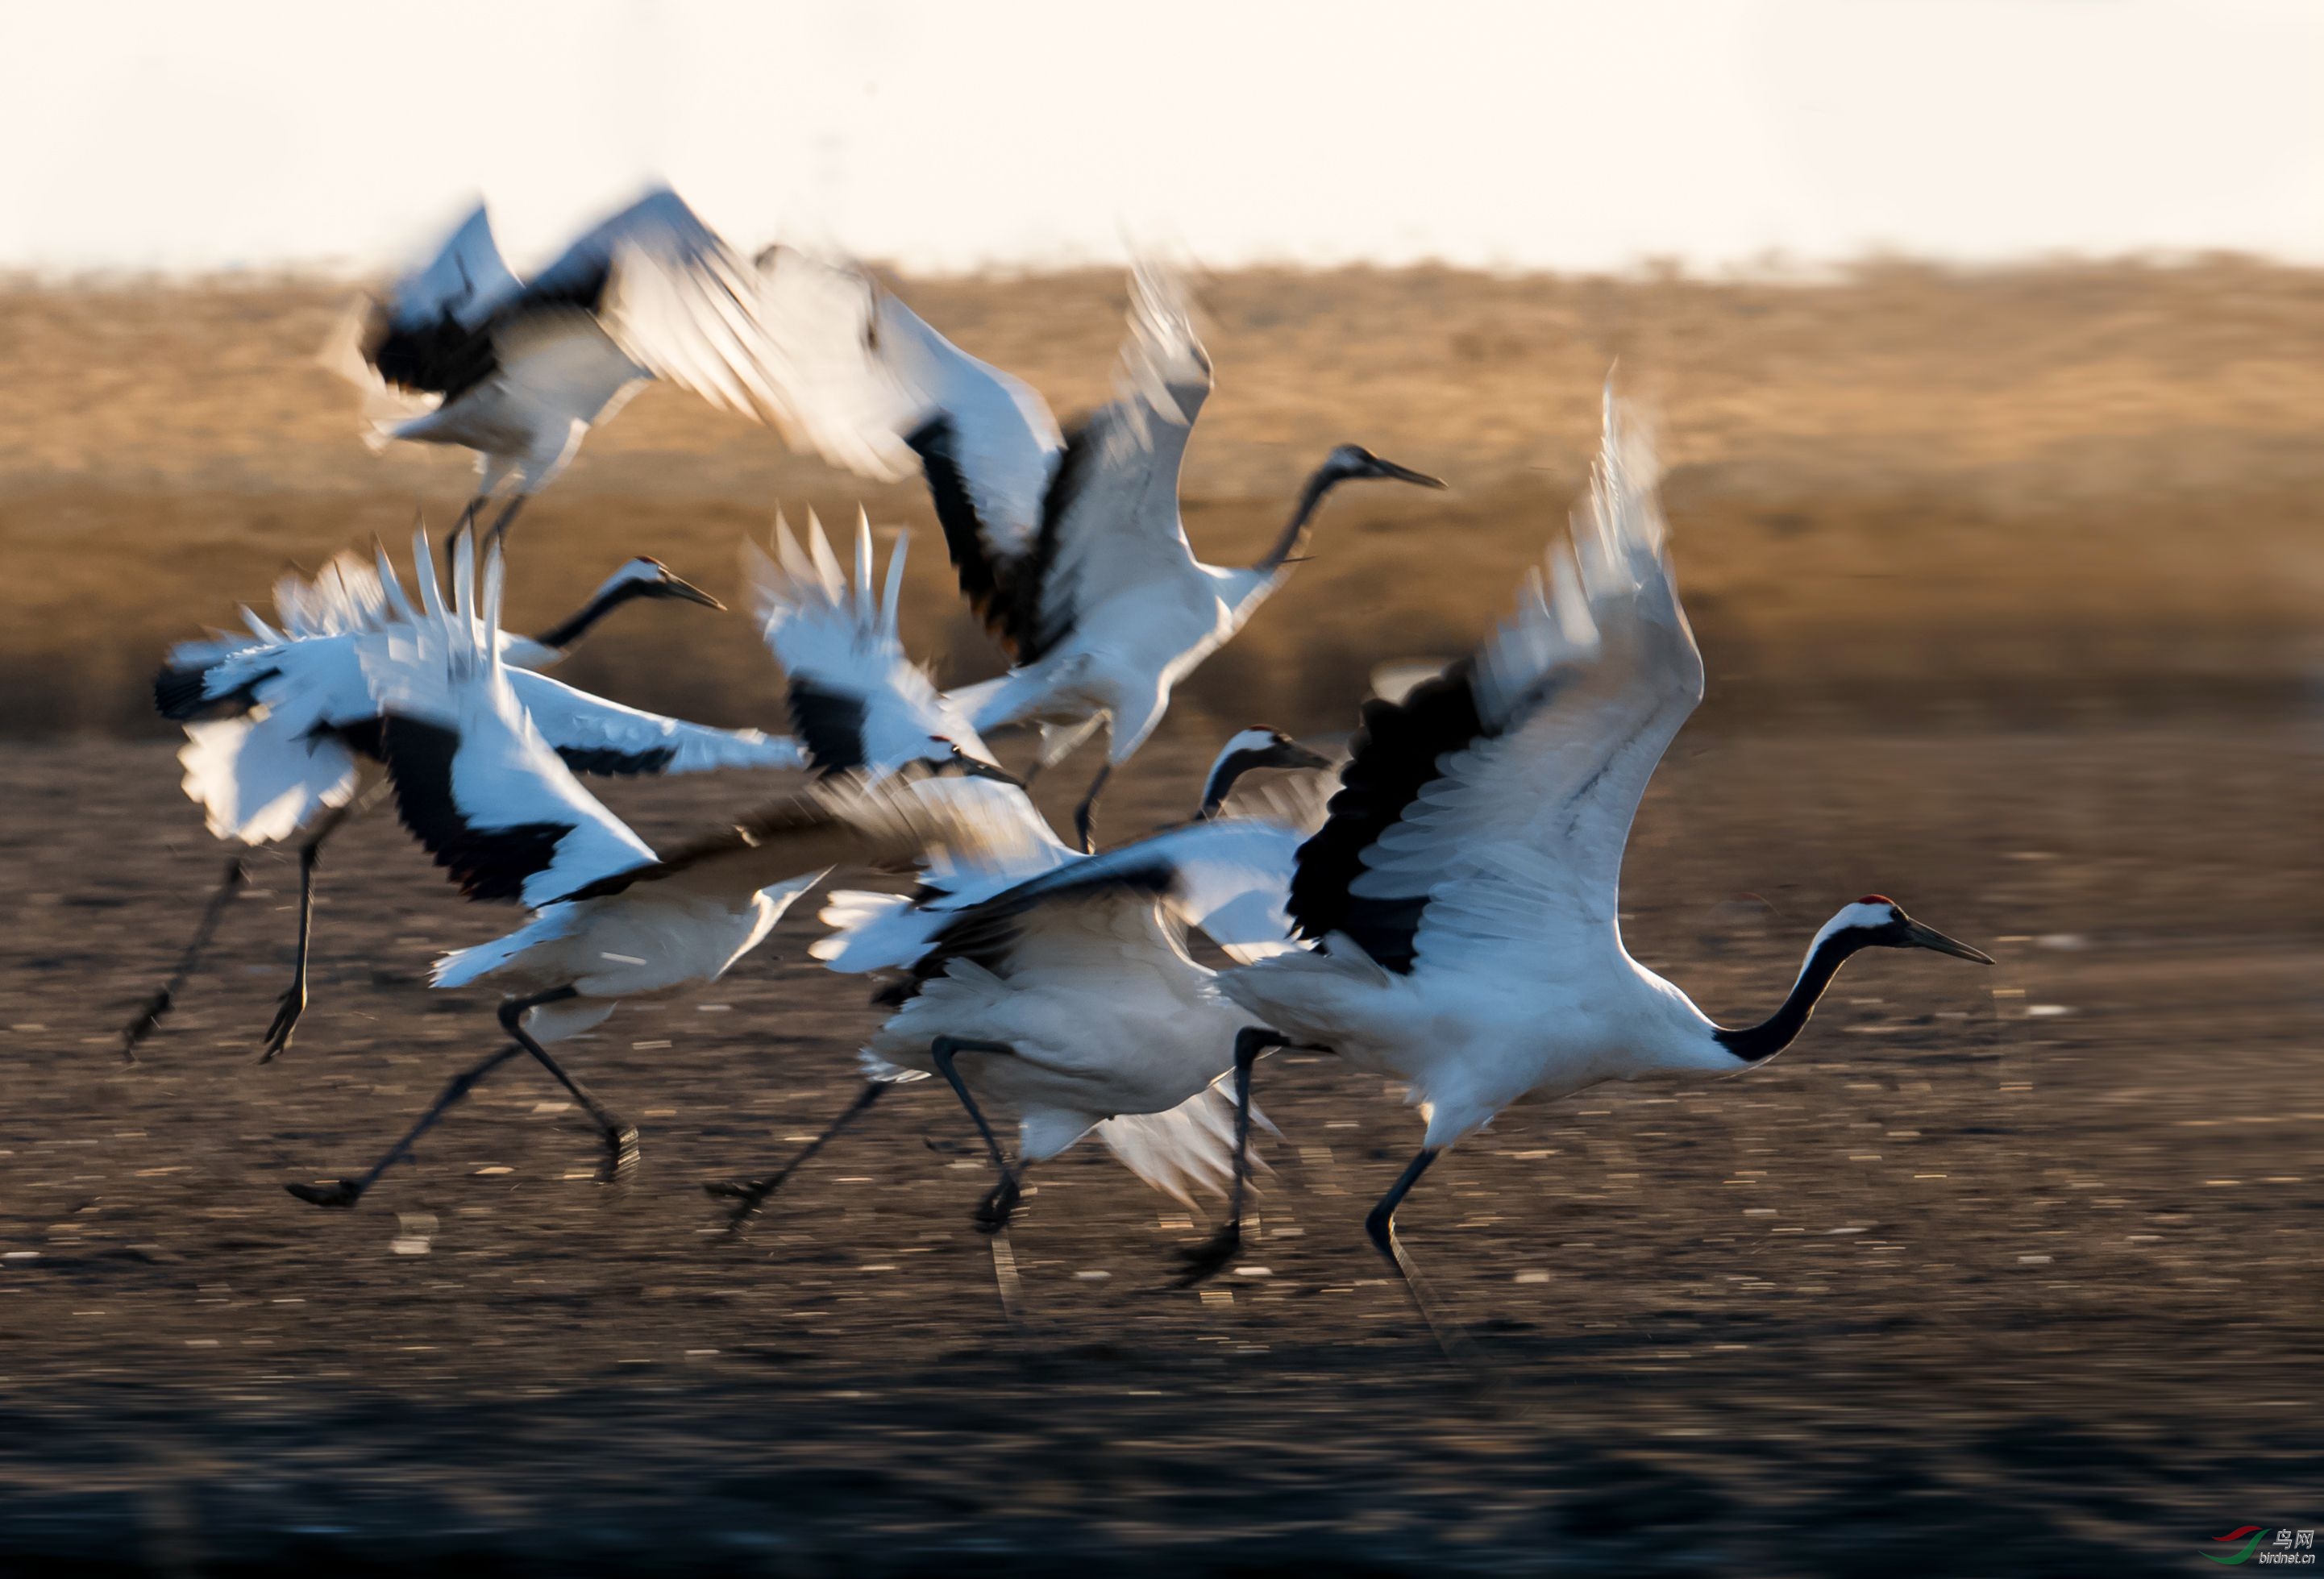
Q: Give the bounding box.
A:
[1321,444,1445,490]
[597,558,725,610]
[1819,897,1993,964]
[1200,727,1333,817]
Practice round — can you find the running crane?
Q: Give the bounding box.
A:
[285,538,1034,1208]
[713,517,1332,1244]
[1198,389,1993,1342]
[719,762,1330,1274]
[129,533,799,1059]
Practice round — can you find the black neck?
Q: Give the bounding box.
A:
[1197,750,1263,819]
[1712,932,1865,1065]
[530,580,652,653]
[1255,462,1353,575]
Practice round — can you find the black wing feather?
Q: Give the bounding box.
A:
[555,743,679,778]
[787,678,869,775]
[1287,662,1489,974]
[378,717,572,904]
[881,854,1179,1007]
[364,302,498,403]
[154,662,278,723]
[908,413,1099,664]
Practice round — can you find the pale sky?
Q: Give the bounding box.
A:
[2,0,2318,276]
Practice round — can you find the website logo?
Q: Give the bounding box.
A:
[2207,1527,2317,1566]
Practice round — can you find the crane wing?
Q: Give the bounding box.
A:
[393,202,523,329]
[502,668,808,779]
[746,508,1003,777]
[563,771,1051,905]
[1095,1085,1276,1208]
[1289,391,1701,977]
[326,202,521,412]
[157,542,414,720]
[746,247,1066,653]
[1020,262,1216,659]
[269,549,401,639]
[585,188,802,426]
[360,535,655,907]
[888,814,1292,999]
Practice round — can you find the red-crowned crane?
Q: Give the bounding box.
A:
[1197,388,1993,1348]
[745,508,1012,785]
[709,516,1331,1258]
[713,789,1326,1309]
[284,538,1036,1210]
[749,251,1443,849]
[326,187,794,551]
[129,531,801,1059]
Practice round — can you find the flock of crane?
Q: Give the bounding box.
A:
[123,187,1992,1344]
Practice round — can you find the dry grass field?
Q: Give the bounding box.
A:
[4,259,2320,736]
[1,261,2320,1573]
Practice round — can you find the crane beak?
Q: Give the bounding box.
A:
[1367,457,1448,489]
[1270,742,1333,772]
[949,748,1027,789]
[1903,920,1993,965]
[656,571,725,611]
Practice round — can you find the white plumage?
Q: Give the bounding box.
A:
[329,188,796,543]
[748,246,1062,539]
[360,534,662,913]
[825,805,1326,1240]
[1208,386,1992,1323]
[748,251,1442,848]
[713,518,1330,1240]
[161,533,796,845]
[129,531,797,1060]
[282,539,1046,1208]
[810,733,1326,979]
[746,509,1004,779]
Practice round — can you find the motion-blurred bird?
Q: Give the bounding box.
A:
[130,532,800,1060]
[327,188,793,550]
[713,509,1332,1257]
[716,792,1326,1307]
[1200,389,1993,1346]
[723,762,1329,1290]
[284,538,1035,1210]
[746,509,1011,784]
[750,251,1444,849]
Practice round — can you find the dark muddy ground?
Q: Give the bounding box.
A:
[0,722,2317,1575]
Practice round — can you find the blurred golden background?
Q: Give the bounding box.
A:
[9,256,2316,739]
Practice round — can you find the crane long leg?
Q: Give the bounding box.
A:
[121,856,248,1060]
[708,1079,888,1232]
[929,1037,1029,1320]
[443,496,486,573]
[259,786,381,1064]
[1176,1028,1286,1286]
[497,987,640,1182]
[481,492,530,556]
[929,1037,1025,1232]
[285,1044,526,1209]
[1366,1145,1476,1362]
[1071,761,1114,855]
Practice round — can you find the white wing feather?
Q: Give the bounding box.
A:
[1029,261,1216,642]
[1362,392,1702,976]
[749,508,1003,775]
[749,247,1063,556]
[505,669,808,776]
[586,189,797,426]
[1095,1083,1275,1208]
[359,537,657,907]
